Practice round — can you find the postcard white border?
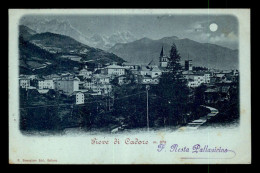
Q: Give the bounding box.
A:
[9,9,251,164]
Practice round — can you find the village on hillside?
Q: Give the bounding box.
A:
[19,46,239,133]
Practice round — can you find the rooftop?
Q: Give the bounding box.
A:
[105,64,126,69]
[123,62,137,65]
[148,59,158,66]
[151,66,162,72]
[140,66,151,71]
[93,74,111,78]
[205,88,218,93]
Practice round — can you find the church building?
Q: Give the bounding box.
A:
[159,46,169,68]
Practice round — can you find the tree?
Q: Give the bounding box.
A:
[111,84,147,128]
[168,43,183,80]
[194,84,207,106]
[155,43,189,126]
[111,77,119,86]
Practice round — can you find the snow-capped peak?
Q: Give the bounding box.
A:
[20,17,138,50]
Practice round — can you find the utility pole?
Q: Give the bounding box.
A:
[105,97,107,111]
[108,92,111,111]
[112,96,114,106]
[146,85,150,132]
[96,98,99,113]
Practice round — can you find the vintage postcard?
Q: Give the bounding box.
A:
[9,9,251,164]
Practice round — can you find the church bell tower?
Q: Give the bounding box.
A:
[159,46,168,67]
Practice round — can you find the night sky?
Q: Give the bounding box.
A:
[21,14,238,50]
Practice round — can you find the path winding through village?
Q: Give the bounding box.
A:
[177,105,219,132]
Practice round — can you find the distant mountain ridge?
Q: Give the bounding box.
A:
[20,19,138,50]
[19,25,125,75]
[19,25,37,41]
[109,36,238,70]
[89,31,138,50]
[20,19,90,45]
[19,22,239,71]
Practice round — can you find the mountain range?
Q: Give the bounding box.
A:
[89,31,137,50]
[108,36,239,70]
[20,19,137,50]
[19,19,239,71]
[19,25,125,75]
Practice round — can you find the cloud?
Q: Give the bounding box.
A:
[185,21,208,33]
[199,31,238,49]
[226,31,238,41]
[209,33,226,42]
[192,23,204,32]
[185,20,238,49]
[209,32,238,43]
[199,33,211,40]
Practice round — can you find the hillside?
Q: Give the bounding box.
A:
[20,18,91,46]
[19,26,125,75]
[20,19,137,50]
[19,25,37,41]
[109,36,239,70]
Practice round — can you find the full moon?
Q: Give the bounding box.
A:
[209,23,218,32]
